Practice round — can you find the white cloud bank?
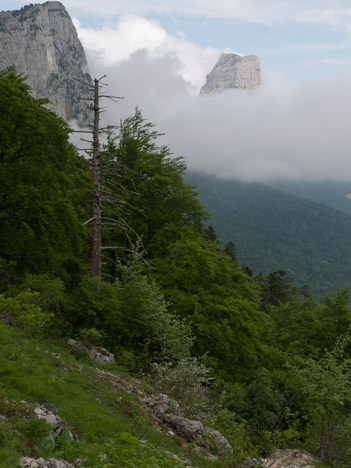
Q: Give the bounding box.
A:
[74,15,219,89]
[74,13,351,182]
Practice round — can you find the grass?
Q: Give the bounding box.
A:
[0,323,227,467]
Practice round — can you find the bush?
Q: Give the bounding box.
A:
[0,290,53,333]
[297,330,351,465]
[65,276,120,344]
[20,274,65,314]
[117,272,194,369]
[78,327,105,347]
[150,357,211,420]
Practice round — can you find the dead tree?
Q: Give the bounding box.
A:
[73,75,145,282]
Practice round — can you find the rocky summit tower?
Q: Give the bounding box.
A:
[200,53,261,96]
[0,1,92,126]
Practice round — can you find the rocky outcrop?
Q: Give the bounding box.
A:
[0,1,92,125]
[67,338,116,365]
[262,449,317,468]
[203,427,233,453]
[141,394,232,453]
[20,457,74,468]
[34,406,75,440]
[200,53,261,95]
[162,413,204,442]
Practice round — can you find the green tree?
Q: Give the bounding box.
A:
[319,289,351,349]
[259,270,293,308]
[115,257,194,368]
[154,228,266,381]
[0,68,90,287]
[298,330,351,465]
[224,241,237,263]
[100,108,206,267]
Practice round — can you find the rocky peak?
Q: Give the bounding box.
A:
[200,52,261,96]
[0,1,92,126]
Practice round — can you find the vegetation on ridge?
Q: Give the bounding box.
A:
[2,68,351,467]
[186,171,351,296]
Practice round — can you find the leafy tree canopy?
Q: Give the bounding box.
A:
[101,108,207,264]
[0,68,90,287]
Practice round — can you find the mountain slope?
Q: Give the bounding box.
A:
[0,321,230,467]
[268,180,351,217]
[186,171,351,296]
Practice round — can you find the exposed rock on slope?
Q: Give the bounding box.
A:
[67,338,116,365]
[20,457,74,468]
[200,53,261,95]
[262,448,317,468]
[0,1,92,125]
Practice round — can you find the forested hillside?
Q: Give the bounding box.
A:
[3,68,351,467]
[186,171,351,296]
[269,180,351,217]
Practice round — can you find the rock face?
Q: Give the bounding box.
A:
[200,53,261,96]
[262,449,317,468]
[141,394,232,453]
[0,1,92,125]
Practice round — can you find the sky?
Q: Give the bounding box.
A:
[2,0,351,181]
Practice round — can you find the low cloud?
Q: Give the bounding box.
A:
[82,48,351,182]
[74,11,351,183]
[74,15,220,89]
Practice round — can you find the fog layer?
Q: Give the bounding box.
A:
[86,49,351,182]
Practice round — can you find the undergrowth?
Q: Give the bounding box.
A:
[0,322,232,467]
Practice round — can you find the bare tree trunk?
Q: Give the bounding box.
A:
[92,78,101,279]
[74,75,143,282]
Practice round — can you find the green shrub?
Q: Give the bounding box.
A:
[0,290,53,333]
[150,357,211,420]
[112,255,194,369]
[78,327,105,347]
[264,427,301,449]
[297,329,351,465]
[65,276,120,343]
[20,274,65,314]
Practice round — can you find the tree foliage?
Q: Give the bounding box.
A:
[0,68,90,287]
[101,108,206,264]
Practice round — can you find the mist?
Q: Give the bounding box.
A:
[85,49,351,182]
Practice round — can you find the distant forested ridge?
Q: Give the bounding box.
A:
[268,179,351,217]
[186,171,351,296]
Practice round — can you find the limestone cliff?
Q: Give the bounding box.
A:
[0,1,92,125]
[200,53,261,96]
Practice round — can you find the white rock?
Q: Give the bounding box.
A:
[46,459,74,468]
[67,339,116,365]
[262,449,317,468]
[200,53,261,96]
[34,406,74,439]
[0,2,92,126]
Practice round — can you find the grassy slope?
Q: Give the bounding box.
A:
[186,172,351,296]
[0,322,223,468]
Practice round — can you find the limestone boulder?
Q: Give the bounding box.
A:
[262,449,317,468]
